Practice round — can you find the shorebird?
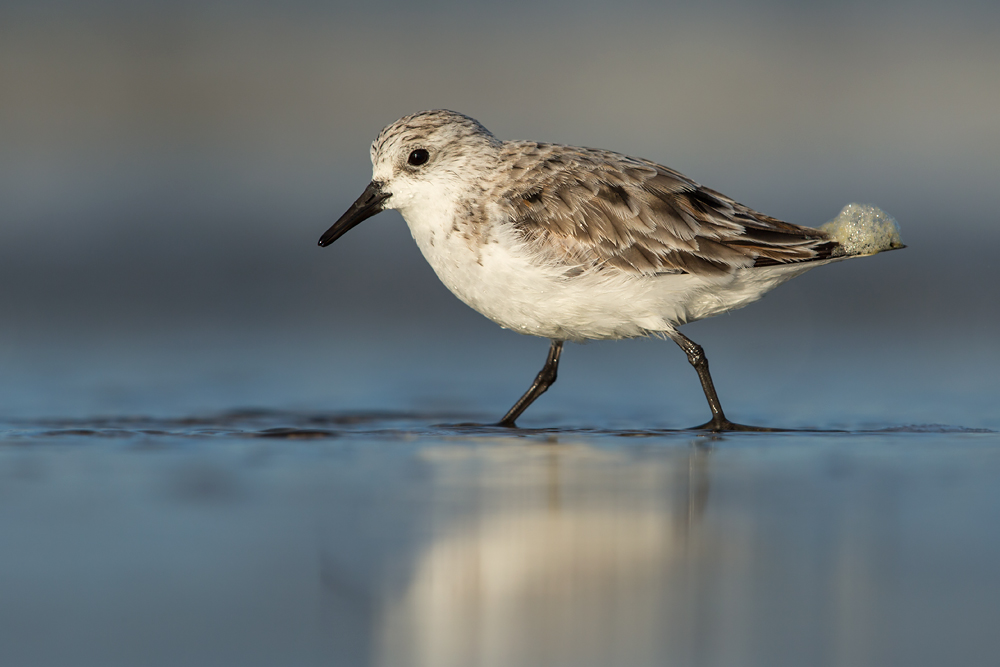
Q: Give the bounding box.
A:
[320,110,902,430]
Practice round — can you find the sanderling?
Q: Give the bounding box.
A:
[320,110,903,430]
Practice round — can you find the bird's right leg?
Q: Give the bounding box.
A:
[497,339,564,428]
[666,330,777,432]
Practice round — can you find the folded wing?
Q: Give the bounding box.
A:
[498,142,836,277]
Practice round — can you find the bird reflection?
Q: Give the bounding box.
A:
[373,439,712,667]
[678,442,712,538]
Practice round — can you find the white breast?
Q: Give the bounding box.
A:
[397,195,831,342]
[399,199,671,340]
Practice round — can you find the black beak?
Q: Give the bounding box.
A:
[318,180,391,247]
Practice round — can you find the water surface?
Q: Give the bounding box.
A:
[2,404,998,667]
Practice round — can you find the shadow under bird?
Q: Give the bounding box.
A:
[320,110,903,430]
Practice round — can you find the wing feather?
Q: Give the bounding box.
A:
[498,142,836,277]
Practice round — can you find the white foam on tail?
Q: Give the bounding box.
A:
[820,203,902,256]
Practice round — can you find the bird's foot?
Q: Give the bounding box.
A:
[691,417,782,432]
[442,421,518,430]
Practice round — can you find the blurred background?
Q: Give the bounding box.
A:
[3,3,1000,667]
[2,0,997,424]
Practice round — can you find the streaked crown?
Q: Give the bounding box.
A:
[369,109,502,183]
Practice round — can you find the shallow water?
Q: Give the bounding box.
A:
[3,397,999,667]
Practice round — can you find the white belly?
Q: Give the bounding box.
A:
[400,205,833,341]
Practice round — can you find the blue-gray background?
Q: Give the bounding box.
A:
[2,3,1000,667]
[2,0,997,426]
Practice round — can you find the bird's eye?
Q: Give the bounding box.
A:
[407,149,430,166]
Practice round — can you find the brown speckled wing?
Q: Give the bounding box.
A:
[497,142,836,277]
